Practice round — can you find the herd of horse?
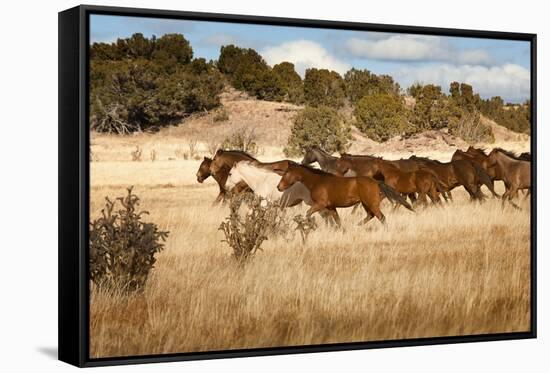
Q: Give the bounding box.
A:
[196,146,531,227]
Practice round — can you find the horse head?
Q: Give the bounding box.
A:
[301,147,318,165]
[196,157,212,183]
[334,157,353,176]
[277,165,302,192]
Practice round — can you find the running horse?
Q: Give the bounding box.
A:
[482,148,530,208]
[277,163,413,227]
[196,150,256,204]
[372,159,444,206]
[410,155,498,201]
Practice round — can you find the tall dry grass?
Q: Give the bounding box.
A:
[89,154,531,358]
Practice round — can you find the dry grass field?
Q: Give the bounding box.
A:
[89,138,531,358]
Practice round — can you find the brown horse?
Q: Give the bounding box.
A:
[335,153,421,177]
[482,148,530,207]
[301,146,340,174]
[410,155,498,201]
[199,150,257,203]
[452,148,499,180]
[373,159,443,205]
[277,163,413,226]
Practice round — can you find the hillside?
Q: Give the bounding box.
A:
[90,88,530,162]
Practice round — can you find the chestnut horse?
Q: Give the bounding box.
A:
[482,148,530,207]
[277,163,413,226]
[373,159,443,205]
[198,150,256,204]
[416,155,498,201]
[335,153,421,177]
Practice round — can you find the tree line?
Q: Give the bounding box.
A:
[90,33,531,152]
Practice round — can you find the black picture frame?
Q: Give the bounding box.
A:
[58,4,537,368]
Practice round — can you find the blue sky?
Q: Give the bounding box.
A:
[90,14,531,103]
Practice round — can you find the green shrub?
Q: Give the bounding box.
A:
[89,187,169,292]
[303,68,346,108]
[90,57,224,133]
[284,106,351,157]
[479,96,530,134]
[272,62,304,104]
[344,68,400,103]
[218,45,284,101]
[409,84,462,132]
[354,94,408,142]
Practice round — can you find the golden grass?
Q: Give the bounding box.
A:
[89,152,531,358]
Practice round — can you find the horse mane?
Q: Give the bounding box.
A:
[341,153,382,160]
[410,155,443,164]
[216,149,256,159]
[237,160,279,177]
[468,146,487,155]
[493,147,523,161]
[311,146,338,158]
[290,162,332,175]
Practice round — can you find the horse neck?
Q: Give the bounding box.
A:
[494,152,521,169]
[378,161,397,176]
[315,150,335,169]
[239,165,278,196]
[295,168,321,190]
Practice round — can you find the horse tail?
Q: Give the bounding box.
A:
[378,182,414,212]
[472,162,499,198]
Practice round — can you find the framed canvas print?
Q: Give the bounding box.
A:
[58,4,537,367]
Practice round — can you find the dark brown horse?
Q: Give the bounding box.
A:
[199,150,257,203]
[335,153,421,177]
[301,146,340,174]
[482,148,530,207]
[373,159,443,205]
[410,155,498,201]
[277,163,413,226]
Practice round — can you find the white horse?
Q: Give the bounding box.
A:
[225,161,313,207]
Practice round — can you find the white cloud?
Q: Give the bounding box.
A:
[393,63,530,102]
[261,40,351,76]
[346,35,493,65]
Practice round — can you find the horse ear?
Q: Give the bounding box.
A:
[204,156,212,161]
[215,149,223,156]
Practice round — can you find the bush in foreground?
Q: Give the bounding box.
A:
[89,187,169,292]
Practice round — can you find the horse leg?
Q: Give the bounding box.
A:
[428,185,441,206]
[506,186,521,210]
[351,203,361,214]
[213,189,225,205]
[372,205,386,225]
[500,189,510,209]
[329,208,342,228]
[358,207,374,226]
[306,204,324,218]
[319,209,334,226]
[417,192,428,207]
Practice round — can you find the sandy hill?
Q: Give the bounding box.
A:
[91,88,530,162]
